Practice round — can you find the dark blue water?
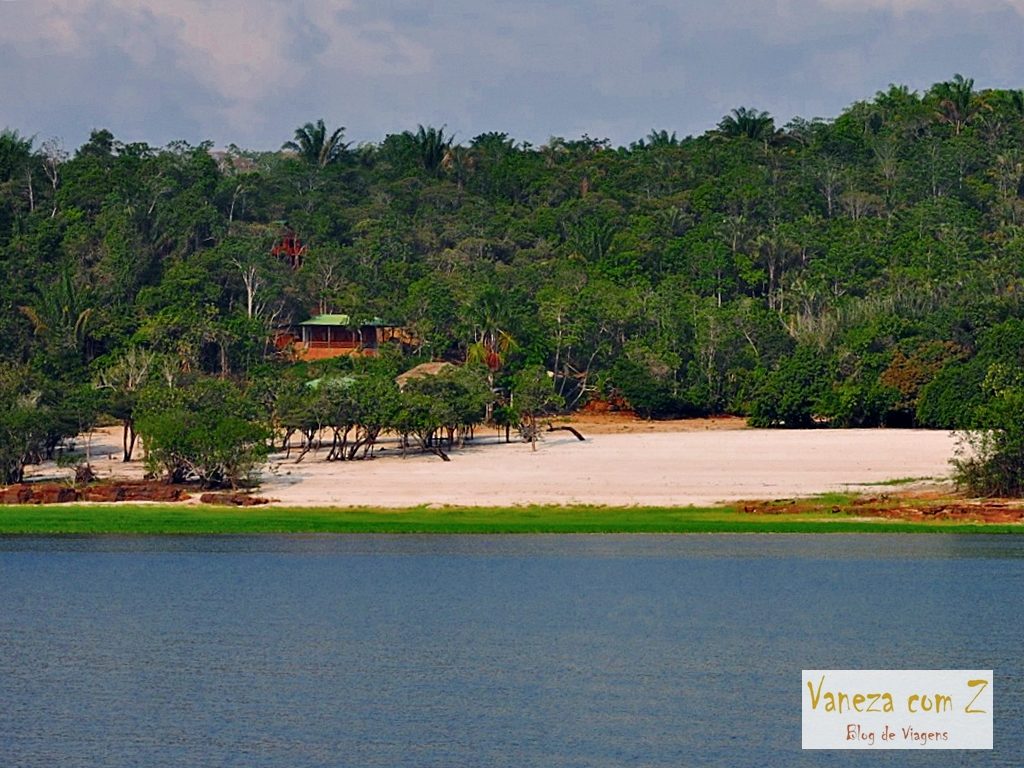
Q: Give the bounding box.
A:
[0,534,1020,767]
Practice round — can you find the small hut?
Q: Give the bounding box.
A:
[395,361,454,389]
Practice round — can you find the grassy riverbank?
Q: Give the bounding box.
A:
[0,499,1021,535]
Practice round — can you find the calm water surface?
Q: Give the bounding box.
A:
[0,534,1021,767]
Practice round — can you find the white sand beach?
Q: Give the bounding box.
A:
[259,428,957,507]
[35,424,958,507]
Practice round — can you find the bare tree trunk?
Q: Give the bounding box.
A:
[122,419,138,462]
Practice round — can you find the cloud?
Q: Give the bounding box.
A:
[1,0,1024,149]
[819,0,1024,14]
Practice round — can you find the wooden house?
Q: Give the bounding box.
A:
[282,314,406,361]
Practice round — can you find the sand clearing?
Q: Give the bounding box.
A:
[260,428,957,507]
[35,424,958,508]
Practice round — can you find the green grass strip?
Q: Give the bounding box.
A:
[0,503,1021,535]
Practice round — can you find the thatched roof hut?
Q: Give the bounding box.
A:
[395,361,454,389]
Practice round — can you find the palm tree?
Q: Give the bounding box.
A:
[717,107,776,142]
[441,144,476,190]
[644,129,680,148]
[931,74,981,135]
[404,125,452,176]
[465,287,518,421]
[19,268,93,354]
[282,119,349,167]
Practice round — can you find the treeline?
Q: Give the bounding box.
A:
[0,352,560,488]
[4,73,1024,445]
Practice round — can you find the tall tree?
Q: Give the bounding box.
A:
[283,120,349,167]
[405,124,453,176]
[931,74,981,136]
[717,107,776,142]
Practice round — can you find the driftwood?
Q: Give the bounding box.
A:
[546,424,586,441]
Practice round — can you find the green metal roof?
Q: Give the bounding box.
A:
[299,314,351,326]
[299,313,393,327]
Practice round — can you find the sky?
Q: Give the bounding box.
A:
[3,0,1024,152]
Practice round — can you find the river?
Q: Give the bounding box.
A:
[1,534,1020,766]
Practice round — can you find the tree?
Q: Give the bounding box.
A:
[19,267,94,369]
[405,124,453,176]
[717,107,777,143]
[396,365,492,460]
[283,120,349,168]
[512,365,563,450]
[748,347,830,428]
[96,345,157,461]
[135,377,270,488]
[609,356,683,419]
[632,129,681,150]
[931,74,981,136]
[0,128,35,228]
[953,365,1024,496]
[0,368,49,484]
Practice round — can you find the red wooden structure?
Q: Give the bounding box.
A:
[271,229,307,270]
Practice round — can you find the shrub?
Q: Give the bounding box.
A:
[135,377,269,488]
[0,370,93,484]
[748,347,830,428]
[916,359,987,428]
[609,358,677,418]
[512,365,563,447]
[952,366,1024,497]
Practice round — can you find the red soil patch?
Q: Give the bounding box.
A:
[0,480,191,505]
[561,412,747,435]
[742,493,1024,525]
[199,493,271,506]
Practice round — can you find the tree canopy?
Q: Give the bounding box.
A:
[4,74,1024,465]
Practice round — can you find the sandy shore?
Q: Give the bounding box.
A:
[30,424,958,508]
[260,428,957,507]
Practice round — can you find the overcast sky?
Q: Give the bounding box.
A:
[3,0,1024,151]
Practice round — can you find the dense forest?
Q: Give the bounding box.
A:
[5,73,1024,483]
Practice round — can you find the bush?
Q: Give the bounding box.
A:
[135,377,269,488]
[748,347,830,428]
[608,357,701,419]
[512,365,563,445]
[952,366,1024,496]
[0,370,94,484]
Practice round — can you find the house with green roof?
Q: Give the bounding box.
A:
[283,313,407,361]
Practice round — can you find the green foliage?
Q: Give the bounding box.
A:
[512,365,563,445]
[513,365,562,417]
[282,120,349,168]
[748,347,830,427]
[916,360,987,429]
[135,377,270,488]
[8,75,1024,437]
[0,367,95,483]
[717,107,776,142]
[0,369,48,484]
[918,319,1024,428]
[953,366,1024,496]
[608,356,690,419]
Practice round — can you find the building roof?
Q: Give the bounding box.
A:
[299,314,394,327]
[395,361,455,388]
[305,375,357,390]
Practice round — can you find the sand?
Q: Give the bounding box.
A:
[260,428,958,508]
[33,424,959,508]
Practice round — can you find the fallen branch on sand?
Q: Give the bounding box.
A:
[546,424,586,441]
